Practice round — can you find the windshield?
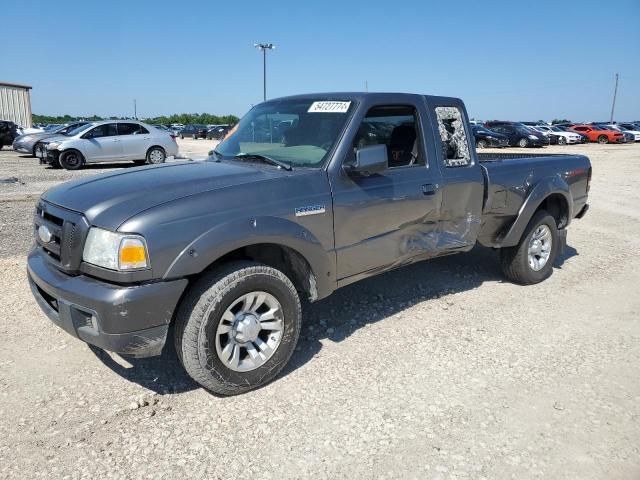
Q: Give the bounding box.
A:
[215,98,354,168]
[65,123,95,137]
[473,126,494,134]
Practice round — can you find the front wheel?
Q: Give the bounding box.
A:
[598,135,608,144]
[557,136,567,145]
[518,137,529,148]
[174,261,302,395]
[59,150,84,170]
[476,139,488,149]
[500,210,559,285]
[146,146,166,164]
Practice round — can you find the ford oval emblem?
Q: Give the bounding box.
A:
[38,225,52,243]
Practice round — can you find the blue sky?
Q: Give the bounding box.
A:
[3,0,639,121]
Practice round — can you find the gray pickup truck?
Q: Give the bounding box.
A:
[27,93,591,395]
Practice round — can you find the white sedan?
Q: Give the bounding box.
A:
[37,120,179,170]
[535,125,583,144]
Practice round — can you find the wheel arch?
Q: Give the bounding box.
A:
[163,217,336,302]
[498,176,573,248]
[146,145,166,155]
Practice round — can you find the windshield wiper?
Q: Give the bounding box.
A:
[233,153,292,171]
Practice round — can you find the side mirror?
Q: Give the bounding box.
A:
[347,144,388,175]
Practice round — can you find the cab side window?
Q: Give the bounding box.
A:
[85,123,118,139]
[118,123,141,135]
[352,105,424,168]
[435,106,471,167]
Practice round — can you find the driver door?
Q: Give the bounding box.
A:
[81,123,122,162]
[330,103,443,280]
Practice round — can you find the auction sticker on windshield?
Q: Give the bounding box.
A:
[308,101,351,113]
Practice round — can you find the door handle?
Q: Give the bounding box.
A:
[422,184,438,196]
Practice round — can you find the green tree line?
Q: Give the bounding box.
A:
[32,113,240,125]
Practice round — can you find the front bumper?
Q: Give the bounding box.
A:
[27,246,188,357]
[12,140,32,154]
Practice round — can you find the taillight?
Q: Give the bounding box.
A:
[587,167,592,193]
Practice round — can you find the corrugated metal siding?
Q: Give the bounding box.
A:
[0,86,32,128]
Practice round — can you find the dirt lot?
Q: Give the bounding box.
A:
[0,140,639,479]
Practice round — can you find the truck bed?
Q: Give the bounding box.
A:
[476,152,591,247]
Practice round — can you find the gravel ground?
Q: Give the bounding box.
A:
[0,140,639,479]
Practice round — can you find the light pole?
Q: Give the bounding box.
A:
[254,43,275,102]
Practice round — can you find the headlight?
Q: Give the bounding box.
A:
[528,135,538,140]
[46,142,61,149]
[82,227,149,271]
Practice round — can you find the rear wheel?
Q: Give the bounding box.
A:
[32,142,42,157]
[59,150,84,170]
[174,261,301,396]
[598,135,608,144]
[501,210,559,285]
[146,146,166,164]
[518,137,529,148]
[476,139,488,149]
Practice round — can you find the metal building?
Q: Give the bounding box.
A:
[0,81,33,128]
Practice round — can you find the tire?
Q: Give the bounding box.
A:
[557,136,567,145]
[174,261,302,396]
[476,139,488,149]
[0,143,3,150]
[518,137,529,148]
[59,150,84,170]
[180,135,184,140]
[500,210,559,285]
[146,146,166,164]
[598,135,608,144]
[32,142,42,157]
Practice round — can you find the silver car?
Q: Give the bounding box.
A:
[37,120,179,170]
[13,122,90,156]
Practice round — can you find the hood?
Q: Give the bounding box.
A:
[42,160,291,228]
[40,134,70,144]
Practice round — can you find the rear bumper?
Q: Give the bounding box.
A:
[27,247,188,357]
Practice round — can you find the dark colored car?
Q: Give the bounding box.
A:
[180,125,208,139]
[27,92,590,396]
[485,122,548,147]
[206,125,232,140]
[471,125,509,148]
[0,120,18,150]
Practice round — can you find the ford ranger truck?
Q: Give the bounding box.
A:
[27,93,591,395]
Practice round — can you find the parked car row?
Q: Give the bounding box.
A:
[13,120,179,170]
[472,120,640,148]
[174,124,233,140]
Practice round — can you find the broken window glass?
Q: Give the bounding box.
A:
[435,106,471,167]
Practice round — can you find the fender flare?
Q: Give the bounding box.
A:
[163,216,336,300]
[498,174,573,248]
